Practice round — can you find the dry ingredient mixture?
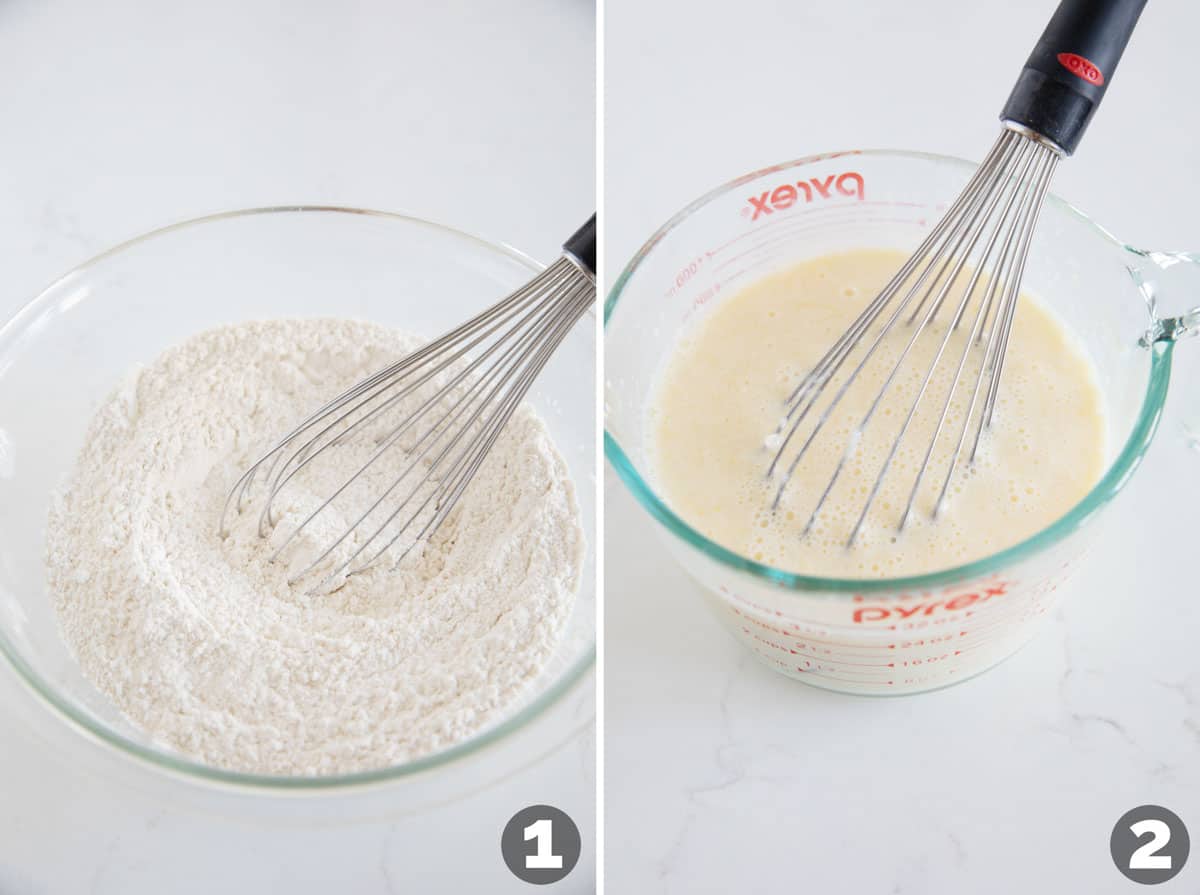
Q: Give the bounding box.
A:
[47,319,583,776]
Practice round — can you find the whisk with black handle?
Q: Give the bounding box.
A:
[221,215,596,589]
[767,0,1145,545]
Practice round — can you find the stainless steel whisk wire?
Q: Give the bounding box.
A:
[221,216,596,590]
[765,0,1146,546]
[766,129,1059,545]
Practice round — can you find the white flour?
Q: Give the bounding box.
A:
[46,319,583,776]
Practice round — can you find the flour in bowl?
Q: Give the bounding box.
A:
[46,318,584,776]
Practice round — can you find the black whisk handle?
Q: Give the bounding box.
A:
[562,214,596,277]
[1001,0,1147,155]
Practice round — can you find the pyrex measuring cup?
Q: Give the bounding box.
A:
[605,149,1198,696]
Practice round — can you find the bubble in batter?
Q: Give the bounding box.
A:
[650,250,1107,579]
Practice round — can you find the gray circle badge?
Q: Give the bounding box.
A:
[501,804,582,885]
[1110,804,1190,884]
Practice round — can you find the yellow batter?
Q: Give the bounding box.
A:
[651,250,1106,578]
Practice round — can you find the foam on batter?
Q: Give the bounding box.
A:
[650,250,1107,578]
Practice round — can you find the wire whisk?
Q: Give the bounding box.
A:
[767,127,1058,544]
[766,0,1145,545]
[220,215,596,589]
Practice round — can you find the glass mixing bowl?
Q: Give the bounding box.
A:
[605,149,1199,696]
[0,207,595,795]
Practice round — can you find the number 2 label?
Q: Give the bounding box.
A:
[1129,819,1173,871]
[1109,804,1188,883]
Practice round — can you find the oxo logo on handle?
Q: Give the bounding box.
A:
[745,171,865,221]
[1057,52,1104,85]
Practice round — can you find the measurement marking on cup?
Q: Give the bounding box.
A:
[668,197,935,302]
[713,267,753,297]
[733,599,1030,644]
[663,252,713,299]
[742,619,1017,676]
[746,631,895,665]
[735,610,896,648]
[708,200,913,258]
[721,578,1072,691]
[914,648,974,661]
[787,641,898,659]
[797,670,896,686]
[795,662,891,677]
[713,213,929,276]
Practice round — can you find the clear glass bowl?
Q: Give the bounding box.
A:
[0,207,595,794]
[605,150,1199,695]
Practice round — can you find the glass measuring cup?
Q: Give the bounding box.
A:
[605,149,1198,695]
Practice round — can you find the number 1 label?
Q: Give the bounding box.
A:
[524,818,564,870]
[502,804,580,883]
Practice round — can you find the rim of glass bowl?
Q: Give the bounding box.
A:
[604,149,1171,595]
[0,206,596,792]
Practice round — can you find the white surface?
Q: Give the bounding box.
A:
[0,1,595,892]
[605,1,1200,892]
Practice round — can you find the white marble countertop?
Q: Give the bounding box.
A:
[0,1,595,892]
[604,0,1200,891]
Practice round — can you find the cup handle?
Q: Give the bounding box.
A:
[1128,248,1200,345]
[1127,247,1200,454]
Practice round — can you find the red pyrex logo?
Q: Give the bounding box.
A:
[851,583,1008,624]
[746,171,865,221]
[1057,52,1104,85]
